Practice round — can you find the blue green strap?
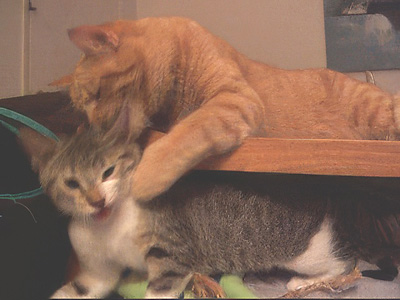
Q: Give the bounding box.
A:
[0,107,59,204]
[0,107,59,141]
[0,187,44,201]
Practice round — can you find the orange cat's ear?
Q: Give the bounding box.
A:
[67,25,119,56]
[49,74,74,87]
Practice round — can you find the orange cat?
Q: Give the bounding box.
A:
[52,16,400,202]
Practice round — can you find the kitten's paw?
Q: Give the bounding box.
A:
[51,281,90,299]
[51,290,71,299]
[145,291,178,299]
[145,273,193,299]
[50,284,77,298]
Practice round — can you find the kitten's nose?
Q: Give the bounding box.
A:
[89,198,106,208]
[87,188,105,209]
[89,198,105,209]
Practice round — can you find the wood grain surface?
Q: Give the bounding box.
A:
[147,131,400,177]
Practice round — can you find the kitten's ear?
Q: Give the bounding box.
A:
[105,101,132,142]
[68,25,119,56]
[49,74,74,87]
[18,127,58,173]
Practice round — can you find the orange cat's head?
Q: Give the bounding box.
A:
[51,18,185,129]
[51,20,142,125]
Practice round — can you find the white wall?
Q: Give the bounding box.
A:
[136,0,327,69]
[28,0,137,94]
[0,0,137,99]
[0,0,25,98]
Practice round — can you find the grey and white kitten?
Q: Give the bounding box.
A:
[20,127,361,299]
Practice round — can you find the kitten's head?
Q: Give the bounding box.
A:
[19,127,141,221]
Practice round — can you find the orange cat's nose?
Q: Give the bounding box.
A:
[89,198,105,209]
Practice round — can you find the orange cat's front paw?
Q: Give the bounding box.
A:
[131,168,172,202]
[131,151,178,202]
[131,136,188,202]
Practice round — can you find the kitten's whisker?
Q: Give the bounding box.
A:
[15,202,38,223]
[84,213,90,227]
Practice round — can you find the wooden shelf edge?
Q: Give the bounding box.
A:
[147,130,400,177]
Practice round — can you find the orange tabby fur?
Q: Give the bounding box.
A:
[52,16,400,201]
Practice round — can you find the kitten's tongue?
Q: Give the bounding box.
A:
[94,207,111,221]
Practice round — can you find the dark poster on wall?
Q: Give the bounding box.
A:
[324,0,400,72]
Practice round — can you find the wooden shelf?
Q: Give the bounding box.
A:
[147,131,400,177]
[2,92,400,178]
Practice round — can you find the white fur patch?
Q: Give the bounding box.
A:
[99,179,118,206]
[69,196,147,278]
[283,217,349,290]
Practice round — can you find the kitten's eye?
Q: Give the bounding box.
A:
[65,179,80,189]
[102,166,115,180]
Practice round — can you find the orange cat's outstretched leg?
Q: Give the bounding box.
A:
[131,90,266,202]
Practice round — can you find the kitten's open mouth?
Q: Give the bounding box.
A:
[93,206,112,221]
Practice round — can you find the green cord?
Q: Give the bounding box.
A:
[0,107,59,141]
[0,107,59,201]
[0,119,19,135]
[0,187,44,201]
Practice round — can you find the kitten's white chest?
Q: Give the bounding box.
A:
[69,198,147,274]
